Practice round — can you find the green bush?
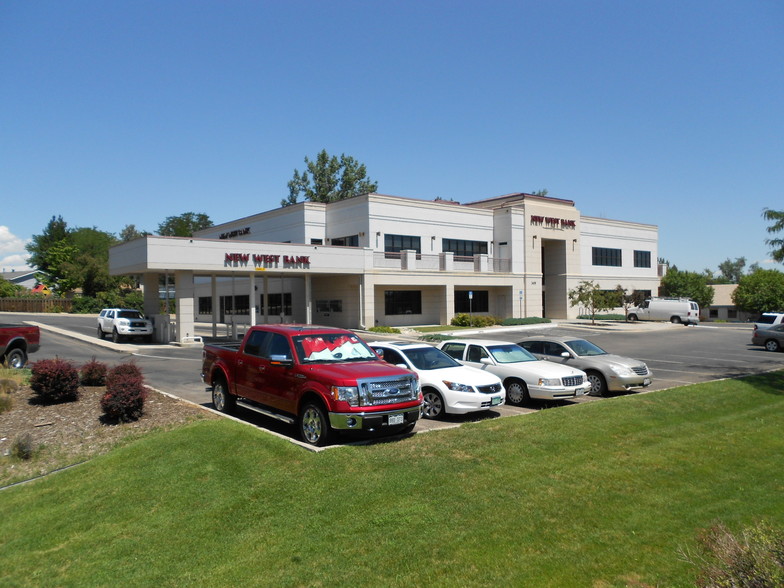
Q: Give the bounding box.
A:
[500,317,551,326]
[368,326,401,334]
[577,313,626,321]
[101,363,147,422]
[686,520,784,587]
[450,314,500,328]
[12,433,35,460]
[30,358,80,403]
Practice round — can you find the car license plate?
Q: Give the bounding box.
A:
[388,414,404,426]
[643,378,651,386]
[491,396,502,406]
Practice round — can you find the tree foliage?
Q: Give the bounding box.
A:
[715,257,746,284]
[0,277,25,297]
[763,208,784,262]
[732,269,784,315]
[157,212,212,237]
[25,215,69,276]
[660,267,714,309]
[120,224,150,242]
[568,281,618,324]
[282,149,378,207]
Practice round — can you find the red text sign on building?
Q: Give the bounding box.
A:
[224,253,310,268]
[530,215,576,229]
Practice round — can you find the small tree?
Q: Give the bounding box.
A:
[568,281,617,325]
[660,268,714,309]
[763,208,784,262]
[613,285,643,321]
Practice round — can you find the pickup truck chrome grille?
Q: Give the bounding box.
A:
[562,375,584,387]
[477,383,502,394]
[359,376,418,406]
[631,366,649,376]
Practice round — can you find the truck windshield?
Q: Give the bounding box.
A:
[293,334,377,363]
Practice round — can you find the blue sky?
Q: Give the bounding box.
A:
[2,1,782,275]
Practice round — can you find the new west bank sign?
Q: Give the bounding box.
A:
[225,252,311,269]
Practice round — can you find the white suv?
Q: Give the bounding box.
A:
[97,308,153,343]
[368,341,505,419]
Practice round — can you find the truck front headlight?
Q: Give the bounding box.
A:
[331,386,359,407]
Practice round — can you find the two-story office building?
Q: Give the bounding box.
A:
[109,192,659,341]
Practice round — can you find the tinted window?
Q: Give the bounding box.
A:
[244,330,270,357]
[519,341,543,354]
[404,347,460,370]
[440,343,466,360]
[466,345,490,363]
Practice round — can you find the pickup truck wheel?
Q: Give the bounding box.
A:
[5,348,27,369]
[211,378,236,414]
[112,328,122,344]
[422,389,445,419]
[300,403,331,446]
[586,371,607,396]
[97,325,105,340]
[506,379,530,406]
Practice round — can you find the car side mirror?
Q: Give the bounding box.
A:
[480,358,493,366]
[561,352,571,358]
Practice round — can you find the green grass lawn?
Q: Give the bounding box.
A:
[2,372,783,587]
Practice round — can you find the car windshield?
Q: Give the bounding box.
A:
[565,339,607,357]
[118,310,144,319]
[403,346,461,370]
[293,334,377,363]
[487,344,537,363]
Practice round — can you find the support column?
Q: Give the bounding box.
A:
[211,275,218,337]
[304,274,312,324]
[441,283,454,326]
[360,274,375,329]
[175,270,196,343]
[249,272,257,326]
[142,273,159,317]
[263,275,269,324]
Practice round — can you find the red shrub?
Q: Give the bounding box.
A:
[30,358,80,403]
[80,357,108,386]
[101,362,147,422]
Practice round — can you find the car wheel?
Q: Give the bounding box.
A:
[670,316,681,324]
[211,377,236,414]
[112,328,122,343]
[5,348,27,369]
[765,339,781,352]
[97,325,105,340]
[422,389,445,419]
[300,402,331,446]
[627,314,638,322]
[505,379,530,405]
[586,371,607,396]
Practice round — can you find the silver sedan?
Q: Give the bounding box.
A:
[517,336,652,396]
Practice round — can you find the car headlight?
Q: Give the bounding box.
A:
[331,386,359,406]
[442,380,474,392]
[538,378,561,387]
[609,365,634,376]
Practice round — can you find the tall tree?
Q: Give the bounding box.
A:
[157,212,212,237]
[25,215,69,274]
[659,267,714,309]
[717,257,746,284]
[732,269,784,315]
[282,149,378,206]
[763,208,784,262]
[120,224,150,242]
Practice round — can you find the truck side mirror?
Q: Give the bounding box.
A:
[270,355,294,366]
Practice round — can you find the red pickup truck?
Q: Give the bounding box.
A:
[0,324,41,368]
[201,325,422,446]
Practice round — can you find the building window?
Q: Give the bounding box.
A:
[316,300,343,313]
[385,290,422,315]
[455,290,489,313]
[310,238,323,245]
[265,293,292,316]
[331,235,359,247]
[634,250,651,268]
[592,247,622,267]
[198,297,212,314]
[442,239,488,257]
[221,295,249,315]
[728,309,737,319]
[709,309,719,318]
[384,234,421,254]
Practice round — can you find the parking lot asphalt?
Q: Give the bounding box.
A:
[11,313,783,449]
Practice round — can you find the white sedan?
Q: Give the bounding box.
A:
[437,339,590,405]
[369,341,505,419]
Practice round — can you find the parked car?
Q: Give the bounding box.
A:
[517,335,652,396]
[627,297,700,325]
[369,341,505,419]
[0,324,40,368]
[97,308,154,343]
[437,339,590,405]
[753,312,784,330]
[751,323,784,352]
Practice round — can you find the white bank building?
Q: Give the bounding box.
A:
[109,192,659,342]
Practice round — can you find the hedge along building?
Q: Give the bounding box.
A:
[108,192,659,342]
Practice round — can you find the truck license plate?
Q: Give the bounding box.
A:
[388,414,404,426]
[491,396,502,406]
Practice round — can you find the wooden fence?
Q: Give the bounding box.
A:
[0,298,74,313]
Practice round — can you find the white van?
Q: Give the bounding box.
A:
[627,298,700,325]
